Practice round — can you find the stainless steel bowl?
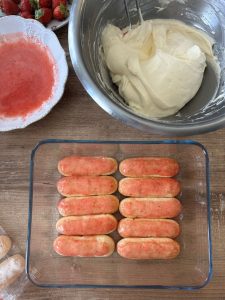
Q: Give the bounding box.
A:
[69,0,225,136]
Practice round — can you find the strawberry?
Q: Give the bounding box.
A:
[35,7,52,25]
[37,0,51,8]
[53,3,68,21]
[0,0,20,14]
[52,0,66,10]
[12,0,20,4]
[20,0,37,12]
[20,10,33,18]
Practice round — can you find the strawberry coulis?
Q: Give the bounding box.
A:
[0,33,56,117]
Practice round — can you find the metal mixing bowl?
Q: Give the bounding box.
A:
[69,0,225,136]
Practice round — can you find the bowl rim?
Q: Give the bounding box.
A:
[26,139,212,290]
[68,0,225,136]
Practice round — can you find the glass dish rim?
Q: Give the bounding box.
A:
[26,139,212,290]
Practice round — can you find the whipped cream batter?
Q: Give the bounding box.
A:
[102,19,218,118]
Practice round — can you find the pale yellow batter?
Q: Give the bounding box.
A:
[102,19,217,118]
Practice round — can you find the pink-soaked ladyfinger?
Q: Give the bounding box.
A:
[57,195,119,216]
[53,235,115,257]
[57,175,118,197]
[56,214,118,235]
[119,157,179,177]
[119,197,181,219]
[58,156,118,176]
[117,238,180,259]
[119,177,180,197]
[118,218,180,238]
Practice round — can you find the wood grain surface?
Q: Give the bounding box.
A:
[1,25,225,299]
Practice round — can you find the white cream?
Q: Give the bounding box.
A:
[102,19,218,118]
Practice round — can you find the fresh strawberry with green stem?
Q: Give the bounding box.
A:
[12,0,20,5]
[35,7,52,25]
[53,3,68,21]
[20,0,37,12]
[20,10,33,18]
[52,0,66,10]
[0,0,20,14]
[37,0,51,8]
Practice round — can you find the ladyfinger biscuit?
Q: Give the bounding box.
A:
[119,177,180,197]
[0,254,25,291]
[118,218,180,238]
[57,175,118,197]
[53,235,115,257]
[119,157,179,177]
[58,156,118,176]
[56,214,118,235]
[119,197,181,218]
[58,195,119,216]
[0,235,12,260]
[117,238,180,259]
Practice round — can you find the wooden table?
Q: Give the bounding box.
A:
[1,25,225,300]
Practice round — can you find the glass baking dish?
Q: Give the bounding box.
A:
[26,139,212,290]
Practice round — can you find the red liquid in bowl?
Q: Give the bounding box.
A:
[0,34,56,118]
